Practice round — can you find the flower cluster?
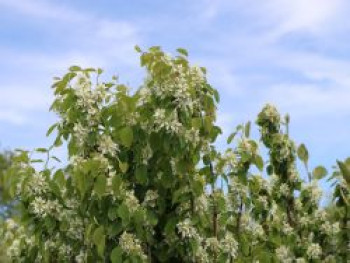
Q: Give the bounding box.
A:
[177,219,198,239]
[119,232,147,260]
[306,243,322,260]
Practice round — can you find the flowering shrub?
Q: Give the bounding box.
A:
[1,46,349,262]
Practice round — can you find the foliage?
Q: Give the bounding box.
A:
[1,46,349,262]
[0,149,14,216]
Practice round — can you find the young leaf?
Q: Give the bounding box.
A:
[176,48,188,56]
[253,155,264,171]
[227,132,237,144]
[134,45,142,53]
[312,166,327,180]
[244,121,251,138]
[46,123,58,137]
[69,65,81,71]
[297,144,309,164]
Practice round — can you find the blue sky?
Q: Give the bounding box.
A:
[0,0,350,190]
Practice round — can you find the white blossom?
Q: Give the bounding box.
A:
[220,233,238,258]
[306,243,322,260]
[275,246,293,263]
[143,190,158,207]
[98,134,119,156]
[119,232,146,259]
[125,190,140,213]
[177,219,197,239]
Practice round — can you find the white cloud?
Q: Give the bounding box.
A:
[265,0,344,36]
[0,0,143,125]
[0,0,86,22]
[259,84,350,118]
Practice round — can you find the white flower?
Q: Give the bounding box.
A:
[195,194,208,213]
[221,233,238,258]
[258,195,269,209]
[153,109,183,135]
[303,182,322,204]
[30,197,62,218]
[6,219,17,230]
[143,190,158,207]
[314,210,327,221]
[119,232,146,259]
[154,108,166,120]
[249,221,264,238]
[321,222,340,236]
[306,243,322,260]
[295,199,303,211]
[177,219,197,239]
[7,239,21,258]
[125,190,140,213]
[205,237,220,253]
[299,216,309,227]
[98,134,119,156]
[28,172,49,195]
[279,183,290,196]
[75,250,86,263]
[275,246,293,263]
[195,245,209,263]
[73,123,89,146]
[282,222,293,236]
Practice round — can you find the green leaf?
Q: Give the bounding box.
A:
[110,247,123,263]
[244,121,251,138]
[297,143,309,164]
[94,174,106,198]
[192,117,202,129]
[176,48,188,56]
[227,132,237,144]
[213,89,220,103]
[93,226,105,257]
[337,160,350,185]
[118,204,130,225]
[36,147,48,153]
[134,45,142,53]
[53,170,65,187]
[312,166,327,180]
[253,155,264,171]
[46,123,58,137]
[69,65,81,71]
[108,207,118,221]
[119,127,133,147]
[50,156,61,163]
[135,165,147,185]
[119,161,129,173]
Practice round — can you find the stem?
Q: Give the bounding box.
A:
[209,160,218,262]
[236,198,243,240]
